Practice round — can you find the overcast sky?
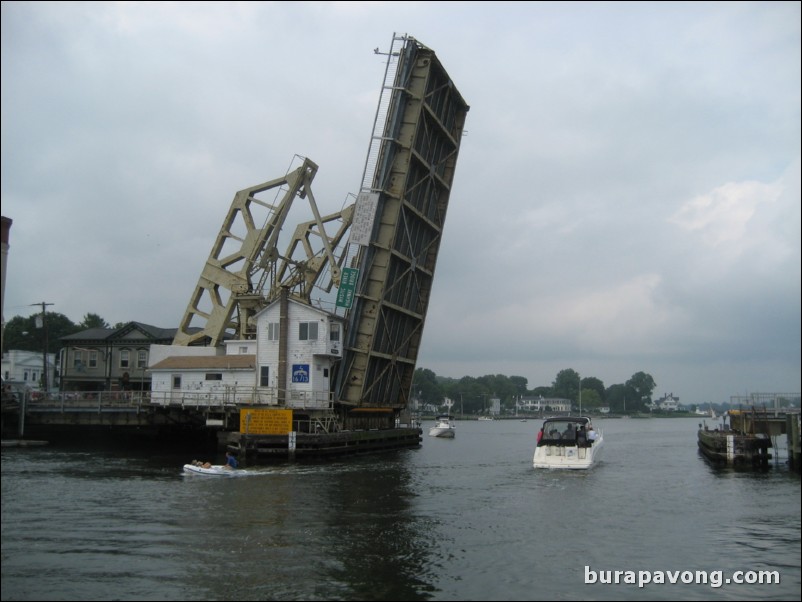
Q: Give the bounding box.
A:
[2,1,800,404]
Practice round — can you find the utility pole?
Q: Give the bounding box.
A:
[31,302,53,394]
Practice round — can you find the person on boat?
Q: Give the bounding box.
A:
[562,424,575,440]
[224,451,238,470]
[536,427,544,444]
[587,425,598,441]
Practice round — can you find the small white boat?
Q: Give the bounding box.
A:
[478,416,494,421]
[429,415,456,438]
[183,463,239,476]
[533,416,603,470]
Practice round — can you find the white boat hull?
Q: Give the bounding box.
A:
[533,435,604,470]
[183,464,237,476]
[429,426,455,438]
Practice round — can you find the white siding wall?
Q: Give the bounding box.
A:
[150,369,255,405]
[257,304,279,389]
[255,300,343,408]
[148,344,221,366]
[224,340,257,355]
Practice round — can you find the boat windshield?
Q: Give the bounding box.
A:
[542,418,592,442]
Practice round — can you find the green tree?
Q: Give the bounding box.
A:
[553,368,581,401]
[412,368,443,405]
[444,376,487,414]
[626,371,657,409]
[2,313,79,355]
[80,313,110,329]
[509,376,528,395]
[605,383,638,413]
[582,376,605,402]
[476,374,522,411]
[579,388,602,410]
[531,385,552,398]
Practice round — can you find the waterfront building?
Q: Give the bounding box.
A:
[59,322,179,392]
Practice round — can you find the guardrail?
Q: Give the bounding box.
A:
[16,388,335,412]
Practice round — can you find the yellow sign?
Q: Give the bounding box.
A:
[240,409,293,435]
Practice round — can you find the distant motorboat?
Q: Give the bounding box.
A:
[429,415,456,438]
[478,416,494,421]
[533,416,603,470]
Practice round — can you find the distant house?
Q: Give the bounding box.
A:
[519,397,572,413]
[653,393,680,412]
[59,322,182,392]
[1,349,57,391]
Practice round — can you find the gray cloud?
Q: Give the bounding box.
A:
[2,1,799,403]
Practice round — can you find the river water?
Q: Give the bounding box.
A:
[1,417,799,601]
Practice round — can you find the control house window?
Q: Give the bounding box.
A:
[299,322,318,341]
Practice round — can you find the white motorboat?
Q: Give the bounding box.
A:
[533,416,603,470]
[429,415,456,438]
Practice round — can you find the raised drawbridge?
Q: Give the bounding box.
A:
[173,34,469,420]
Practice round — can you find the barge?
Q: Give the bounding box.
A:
[697,424,772,468]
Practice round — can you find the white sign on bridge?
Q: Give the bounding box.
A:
[348,192,379,246]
